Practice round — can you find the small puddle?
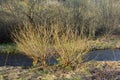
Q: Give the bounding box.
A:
[86,49,120,61]
[0,53,58,66]
[0,53,33,66]
[0,49,120,66]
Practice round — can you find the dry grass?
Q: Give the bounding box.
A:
[11,24,92,67]
[55,39,91,67]
[52,25,92,66]
[12,25,54,66]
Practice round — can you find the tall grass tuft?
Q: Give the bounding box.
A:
[52,25,92,67]
[11,24,55,66]
[11,24,92,67]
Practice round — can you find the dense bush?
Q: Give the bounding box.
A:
[12,24,92,66]
[0,0,120,42]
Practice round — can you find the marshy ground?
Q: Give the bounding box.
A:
[0,0,120,80]
[0,35,120,80]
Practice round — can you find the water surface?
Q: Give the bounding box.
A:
[87,49,120,61]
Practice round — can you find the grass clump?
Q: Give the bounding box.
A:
[12,24,92,67]
[55,39,91,68]
[53,26,92,67]
[12,25,55,66]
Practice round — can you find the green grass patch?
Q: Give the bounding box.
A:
[0,43,19,54]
